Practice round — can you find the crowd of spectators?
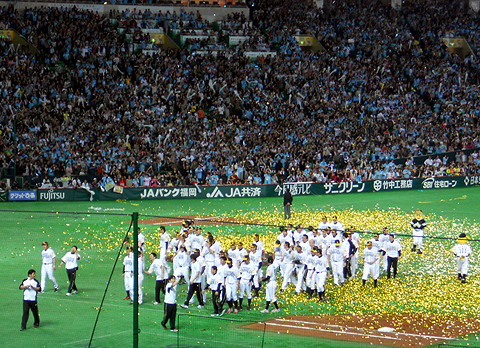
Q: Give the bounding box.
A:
[1,0,480,190]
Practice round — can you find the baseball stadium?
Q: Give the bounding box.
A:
[2,0,480,347]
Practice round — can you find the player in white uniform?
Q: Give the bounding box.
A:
[349,227,361,278]
[452,233,473,283]
[362,241,379,287]
[159,226,170,259]
[305,247,317,299]
[293,244,306,293]
[40,242,59,293]
[260,257,280,313]
[379,227,390,272]
[313,247,328,301]
[330,216,344,234]
[130,248,145,304]
[190,228,205,253]
[411,210,427,254]
[138,229,145,252]
[327,240,346,286]
[224,258,240,314]
[249,244,263,297]
[122,247,134,300]
[280,242,295,291]
[273,240,283,273]
[369,233,382,278]
[317,216,330,232]
[180,254,205,309]
[238,255,256,310]
[227,243,239,268]
[236,243,248,268]
[207,265,226,316]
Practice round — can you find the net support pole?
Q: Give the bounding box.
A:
[133,212,139,348]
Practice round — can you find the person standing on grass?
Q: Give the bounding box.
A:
[208,265,226,316]
[386,234,402,279]
[180,254,205,309]
[161,275,181,332]
[283,188,293,219]
[20,269,41,331]
[40,241,59,293]
[144,252,170,305]
[58,245,81,296]
[122,247,134,300]
[260,256,280,313]
[452,233,472,284]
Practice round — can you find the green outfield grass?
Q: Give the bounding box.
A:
[2,187,480,348]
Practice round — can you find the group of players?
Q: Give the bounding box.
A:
[24,211,472,332]
[119,212,430,317]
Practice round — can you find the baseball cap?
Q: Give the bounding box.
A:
[42,242,47,246]
[335,240,341,245]
[366,241,373,246]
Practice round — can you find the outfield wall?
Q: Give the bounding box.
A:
[4,175,480,202]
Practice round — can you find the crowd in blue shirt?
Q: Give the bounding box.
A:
[0,0,480,189]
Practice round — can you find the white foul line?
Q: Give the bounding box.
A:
[62,330,131,345]
[275,319,451,340]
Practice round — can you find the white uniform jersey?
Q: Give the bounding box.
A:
[314,255,328,273]
[370,238,382,252]
[293,230,303,245]
[239,262,256,281]
[299,241,311,254]
[227,249,239,264]
[217,263,228,280]
[351,232,360,248]
[169,238,182,254]
[385,240,402,258]
[317,221,329,232]
[249,249,263,266]
[282,247,294,264]
[328,245,345,263]
[160,232,171,250]
[21,277,40,301]
[330,221,344,232]
[305,253,316,270]
[190,261,202,283]
[453,244,472,258]
[236,248,248,265]
[224,266,239,284]
[124,253,134,272]
[278,232,292,246]
[265,264,276,284]
[202,245,215,263]
[42,248,56,264]
[293,251,306,266]
[274,246,283,262]
[190,234,205,251]
[379,233,390,250]
[253,240,264,252]
[363,248,379,263]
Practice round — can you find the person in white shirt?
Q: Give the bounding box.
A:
[379,227,390,272]
[131,248,145,305]
[138,228,146,252]
[385,234,402,279]
[272,240,283,273]
[236,242,248,268]
[317,216,330,232]
[313,247,328,301]
[40,241,59,293]
[369,233,382,278]
[252,234,265,259]
[144,252,170,305]
[180,254,205,309]
[122,247,134,300]
[305,247,317,299]
[207,265,226,316]
[362,241,379,287]
[161,275,181,332]
[20,269,41,331]
[327,240,346,286]
[330,216,344,234]
[293,244,306,293]
[190,228,205,252]
[452,233,473,283]
[411,210,427,255]
[260,257,280,313]
[238,255,256,311]
[227,243,239,268]
[58,245,81,296]
[349,227,361,278]
[223,258,240,314]
[159,226,170,259]
[249,244,263,297]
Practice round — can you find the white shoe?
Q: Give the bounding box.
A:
[180,304,189,309]
[197,305,204,309]
[66,293,71,296]
[153,302,159,305]
[73,290,78,294]
[260,309,269,313]
[41,291,45,293]
[272,308,280,313]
